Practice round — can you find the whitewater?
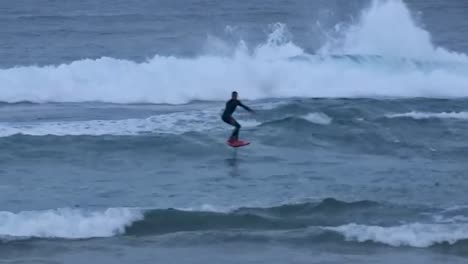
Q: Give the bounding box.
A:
[1,0,468,104]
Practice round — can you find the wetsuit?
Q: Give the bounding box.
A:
[222,99,252,141]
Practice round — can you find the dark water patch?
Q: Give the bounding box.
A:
[125,209,295,236]
[125,227,468,253]
[0,133,225,156]
[434,239,468,256]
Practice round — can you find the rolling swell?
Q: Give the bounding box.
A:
[125,198,424,236]
[123,199,468,250]
[2,199,468,250]
[0,198,392,240]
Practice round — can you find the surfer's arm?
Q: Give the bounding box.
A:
[238,101,254,113]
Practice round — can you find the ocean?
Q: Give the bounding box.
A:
[1,0,468,263]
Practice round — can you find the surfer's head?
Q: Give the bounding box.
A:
[231,91,238,99]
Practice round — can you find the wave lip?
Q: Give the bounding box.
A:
[325,223,468,248]
[386,111,468,120]
[0,208,143,239]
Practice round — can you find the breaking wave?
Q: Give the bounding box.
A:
[0,208,143,239]
[1,0,468,104]
[1,198,467,249]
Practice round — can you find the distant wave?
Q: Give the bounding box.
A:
[386,111,468,120]
[1,0,468,104]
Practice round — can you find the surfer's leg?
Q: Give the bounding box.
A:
[230,118,241,141]
[222,116,231,125]
[223,116,241,141]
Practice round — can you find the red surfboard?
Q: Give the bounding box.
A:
[227,139,250,148]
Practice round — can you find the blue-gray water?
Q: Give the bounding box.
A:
[1,0,468,263]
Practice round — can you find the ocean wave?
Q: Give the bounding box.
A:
[0,208,143,239]
[1,199,466,247]
[124,198,420,237]
[0,199,385,240]
[386,111,468,120]
[326,223,468,248]
[318,0,467,61]
[1,1,468,104]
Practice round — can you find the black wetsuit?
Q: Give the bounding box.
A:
[222,99,252,140]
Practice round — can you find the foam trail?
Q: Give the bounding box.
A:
[0,208,143,239]
[387,112,468,120]
[0,109,261,137]
[1,1,468,104]
[0,110,221,136]
[326,223,468,248]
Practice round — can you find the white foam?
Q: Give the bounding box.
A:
[387,112,468,120]
[326,223,468,248]
[240,119,262,128]
[301,113,332,125]
[320,0,467,61]
[0,208,143,239]
[177,204,232,214]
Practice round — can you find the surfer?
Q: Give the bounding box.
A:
[222,91,254,142]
